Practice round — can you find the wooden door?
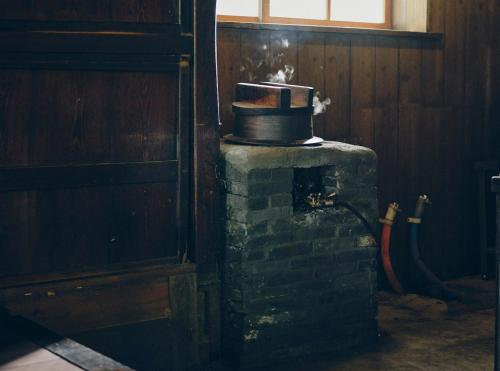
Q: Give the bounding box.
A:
[0,2,221,367]
[0,1,199,282]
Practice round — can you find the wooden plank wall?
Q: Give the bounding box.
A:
[217,0,500,286]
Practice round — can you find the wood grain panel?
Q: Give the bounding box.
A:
[375,37,399,106]
[463,1,489,278]
[350,36,376,108]
[0,183,178,277]
[444,0,465,106]
[217,28,240,136]
[324,35,351,141]
[240,30,270,84]
[465,0,490,107]
[350,108,374,148]
[427,0,445,34]
[0,0,178,23]
[350,36,375,147]
[489,0,500,160]
[110,183,178,264]
[0,70,177,167]
[422,39,444,106]
[441,107,466,277]
[297,32,326,138]
[399,38,422,105]
[462,104,485,274]
[373,105,398,203]
[374,36,399,215]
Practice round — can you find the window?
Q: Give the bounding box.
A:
[217,0,392,29]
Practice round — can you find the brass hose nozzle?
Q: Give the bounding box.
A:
[380,202,402,225]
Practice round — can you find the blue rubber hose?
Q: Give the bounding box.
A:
[409,196,458,300]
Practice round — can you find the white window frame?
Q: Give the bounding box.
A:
[217,0,393,30]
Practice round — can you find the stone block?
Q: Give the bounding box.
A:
[289,254,335,270]
[220,141,379,369]
[227,205,293,224]
[357,163,378,186]
[312,237,357,254]
[224,162,247,182]
[248,168,273,183]
[269,243,313,260]
[225,221,268,247]
[294,225,337,241]
[269,193,293,208]
[227,193,269,211]
[268,219,296,233]
[333,271,375,291]
[246,231,295,250]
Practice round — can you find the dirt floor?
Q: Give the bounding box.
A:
[211,276,496,371]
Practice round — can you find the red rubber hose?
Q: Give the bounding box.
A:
[381,223,405,295]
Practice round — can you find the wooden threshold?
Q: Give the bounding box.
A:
[0,260,197,333]
[0,258,193,290]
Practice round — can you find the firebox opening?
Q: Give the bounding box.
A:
[293,167,324,212]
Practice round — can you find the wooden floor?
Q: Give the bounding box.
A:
[2,276,495,371]
[0,342,81,371]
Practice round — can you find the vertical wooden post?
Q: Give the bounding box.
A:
[194,0,220,268]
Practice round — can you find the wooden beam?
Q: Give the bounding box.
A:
[0,263,197,333]
[0,31,193,55]
[0,161,178,192]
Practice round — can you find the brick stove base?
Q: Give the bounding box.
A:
[220,141,379,369]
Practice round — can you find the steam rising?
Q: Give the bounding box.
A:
[238,37,332,116]
[267,65,295,84]
[240,38,295,83]
[313,92,331,116]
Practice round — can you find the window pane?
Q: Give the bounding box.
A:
[216,0,259,17]
[331,0,385,23]
[270,0,328,20]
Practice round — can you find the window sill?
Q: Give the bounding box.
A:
[217,21,442,39]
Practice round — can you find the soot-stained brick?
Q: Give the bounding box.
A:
[220,141,379,369]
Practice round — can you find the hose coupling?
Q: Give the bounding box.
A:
[414,195,432,219]
[379,202,401,225]
[407,217,422,224]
